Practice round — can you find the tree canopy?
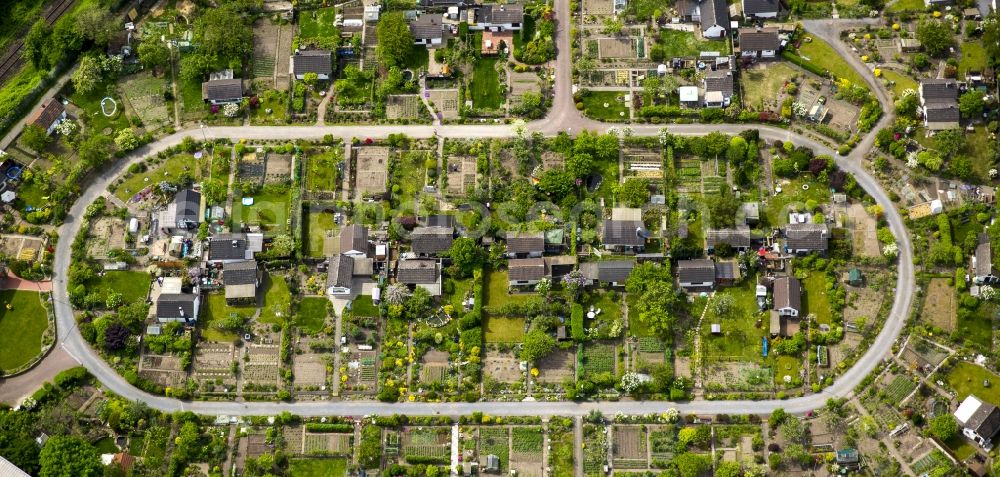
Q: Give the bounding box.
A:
[916,20,954,57]
[39,436,102,477]
[375,12,414,68]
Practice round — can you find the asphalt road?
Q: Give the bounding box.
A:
[43,21,915,417]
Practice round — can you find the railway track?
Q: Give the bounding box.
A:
[0,0,78,84]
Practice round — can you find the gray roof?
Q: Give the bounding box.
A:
[410,15,446,40]
[411,226,454,255]
[201,78,243,101]
[479,3,524,24]
[581,260,635,283]
[174,189,201,226]
[506,231,545,254]
[398,259,439,284]
[699,0,729,29]
[508,258,545,281]
[786,223,829,251]
[602,219,647,247]
[209,233,248,261]
[292,49,333,76]
[715,261,738,280]
[704,70,734,95]
[223,260,258,285]
[706,227,753,249]
[340,224,370,254]
[976,233,993,277]
[920,79,959,104]
[739,28,781,51]
[925,105,960,123]
[327,254,355,289]
[156,293,198,320]
[677,259,716,284]
[742,0,783,14]
[773,276,801,312]
[964,400,1000,439]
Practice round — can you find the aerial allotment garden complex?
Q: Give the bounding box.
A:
[0,0,996,474]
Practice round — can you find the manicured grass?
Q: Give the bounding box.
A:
[87,271,151,304]
[701,280,766,362]
[580,290,622,325]
[67,80,131,134]
[305,150,342,191]
[887,0,926,11]
[794,36,866,87]
[626,293,651,337]
[298,7,339,38]
[289,458,347,477]
[657,30,730,58]
[444,277,474,313]
[763,176,831,227]
[581,91,629,121]
[304,210,338,257]
[349,295,380,317]
[947,361,1000,404]
[0,290,48,371]
[965,128,996,182]
[201,293,249,342]
[484,270,533,308]
[400,46,430,71]
[297,297,329,334]
[958,42,987,79]
[470,58,503,110]
[957,301,993,349]
[231,189,291,234]
[259,273,293,324]
[943,434,977,461]
[113,153,199,202]
[801,273,833,325]
[484,316,526,343]
[772,355,801,385]
[741,63,800,111]
[880,69,918,98]
[178,74,208,120]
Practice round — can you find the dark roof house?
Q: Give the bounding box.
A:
[208,233,249,262]
[785,223,829,253]
[602,219,647,249]
[919,79,960,130]
[742,0,784,17]
[411,226,454,255]
[340,224,370,256]
[955,395,1000,448]
[581,260,635,285]
[706,227,753,251]
[397,259,439,284]
[223,260,259,303]
[156,293,200,323]
[739,28,781,53]
[409,15,448,44]
[677,259,716,288]
[506,231,545,257]
[159,189,201,231]
[202,79,244,104]
[699,0,729,37]
[773,276,801,316]
[704,70,734,96]
[291,49,333,78]
[508,258,546,283]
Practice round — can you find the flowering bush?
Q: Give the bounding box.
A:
[223,102,240,117]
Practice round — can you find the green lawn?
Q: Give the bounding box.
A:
[581,91,629,121]
[484,270,533,308]
[297,297,329,334]
[887,0,926,11]
[957,300,994,349]
[801,273,833,325]
[484,316,526,343]
[400,46,430,71]
[67,80,131,134]
[250,89,289,125]
[943,434,977,461]
[880,69,917,98]
[763,177,831,227]
[304,210,338,257]
[701,281,766,362]
[470,58,503,110]
[772,355,801,385]
[794,36,866,87]
[0,290,49,371]
[947,361,1000,406]
[231,189,291,235]
[444,277,475,313]
[305,150,342,191]
[87,271,151,304]
[200,293,249,342]
[626,293,651,337]
[298,7,339,38]
[349,295,380,317]
[964,128,996,182]
[741,63,800,111]
[958,42,987,79]
[259,273,292,324]
[113,154,199,202]
[289,458,347,477]
[177,74,208,120]
[580,290,622,325]
[657,29,730,58]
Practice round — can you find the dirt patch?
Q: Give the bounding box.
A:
[387,95,421,119]
[265,153,293,183]
[844,284,883,327]
[612,425,648,467]
[244,343,281,387]
[484,350,523,383]
[599,38,637,59]
[582,0,614,15]
[900,338,949,374]
[536,348,574,383]
[673,356,692,380]
[252,19,292,90]
[428,89,460,119]
[847,203,881,257]
[354,146,390,197]
[922,278,956,332]
[446,156,477,197]
[86,217,127,259]
[345,350,378,393]
[292,351,328,389]
[193,342,237,386]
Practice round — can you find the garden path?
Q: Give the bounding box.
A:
[573,417,583,477]
[849,399,916,476]
[331,304,344,396]
[0,275,52,292]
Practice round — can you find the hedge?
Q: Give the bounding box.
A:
[571,303,585,341]
[405,456,450,465]
[305,423,354,433]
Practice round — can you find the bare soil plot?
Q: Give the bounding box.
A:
[244,343,281,386]
[830,332,861,368]
[541,151,564,169]
[353,146,389,197]
[302,433,353,455]
[428,89,460,119]
[922,278,956,331]
[825,99,860,133]
[485,350,523,383]
[843,284,883,327]
[673,355,692,379]
[847,203,880,257]
[703,362,774,391]
[536,348,574,383]
[193,342,237,385]
[510,72,542,109]
[496,148,523,178]
[446,155,477,196]
[86,217,127,259]
[612,425,649,469]
[265,153,293,183]
[246,432,272,457]
[901,338,949,373]
[252,19,291,90]
[510,427,544,476]
[120,72,171,130]
[419,350,449,384]
[293,352,328,388]
[387,95,421,119]
[239,152,267,184]
[346,350,378,393]
[138,354,186,388]
[599,38,638,59]
[582,0,614,15]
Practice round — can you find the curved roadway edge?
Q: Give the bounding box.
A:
[49,21,914,417]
